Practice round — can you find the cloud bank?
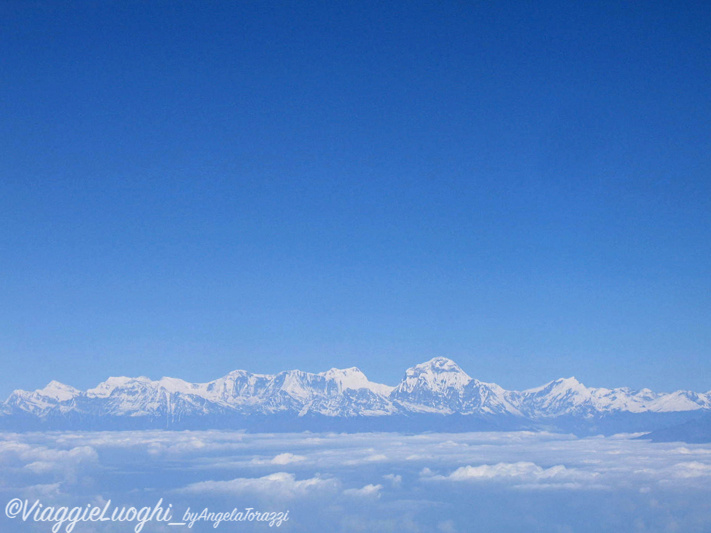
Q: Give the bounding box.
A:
[1,430,710,532]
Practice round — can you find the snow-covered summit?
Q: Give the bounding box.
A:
[86,376,154,398]
[320,367,394,396]
[520,377,594,416]
[390,357,478,413]
[4,380,81,416]
[409,356,468,375]
[396,357,472,392]
[36,380,81,402]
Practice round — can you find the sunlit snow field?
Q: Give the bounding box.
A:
[1,430,710,532]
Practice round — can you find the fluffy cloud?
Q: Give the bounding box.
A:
[343,483,382,498]
[272,452,306,465]
[383,473,402,487]
[426,461,592,483]
[249,452,309,466]
[1,429,711,532]
[419,461,603,491]
[23,446,98,474]
[670,461,711,478]
[0,440,98,484]
[177,472,339,499]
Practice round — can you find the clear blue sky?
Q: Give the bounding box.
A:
[1,0,709,397]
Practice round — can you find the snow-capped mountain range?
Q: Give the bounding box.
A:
[2,357,709,433]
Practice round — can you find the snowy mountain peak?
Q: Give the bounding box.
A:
[563,376,582,384]
[86,376,153,398]
[552,376,586,391]
[157,377,199,394]
[225,369,273,379]
[321,367,366,387]
[391,358,474,412]
[37,381,80,402]
[524,376,585,394]
[407,357,470,378]
[319,367,394,396]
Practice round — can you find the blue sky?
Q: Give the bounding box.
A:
[1,0,709,397]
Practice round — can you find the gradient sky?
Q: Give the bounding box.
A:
[1,0,709,398]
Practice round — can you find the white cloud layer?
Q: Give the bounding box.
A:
[343,483,382,498]
[423,461,598,488]
[177,472,339,499]
[1,430,711,532]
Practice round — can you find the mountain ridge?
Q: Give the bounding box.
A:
[2,357,709,434]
